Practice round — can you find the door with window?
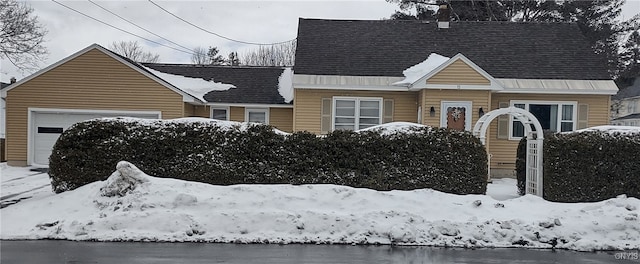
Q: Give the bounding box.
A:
[441,101,472,131]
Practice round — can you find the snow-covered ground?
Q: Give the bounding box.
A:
[1,161,638,251]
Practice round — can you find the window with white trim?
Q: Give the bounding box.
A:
[245,108,269,124]
[332,97,382,130]
[211,107,229,121]
[510,101,577,138]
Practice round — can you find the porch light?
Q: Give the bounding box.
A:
[429,106,436,117]
[479,107,485,117]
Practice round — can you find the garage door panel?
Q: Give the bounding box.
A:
[32,111,159,165]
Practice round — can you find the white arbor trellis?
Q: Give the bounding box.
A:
[472,107,544,196]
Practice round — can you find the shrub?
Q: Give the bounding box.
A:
[49,118,488,195]
[515,137,527,195]
[516,130,640,202]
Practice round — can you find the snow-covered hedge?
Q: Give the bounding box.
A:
[49,118,488,194]
[516,127,640,202]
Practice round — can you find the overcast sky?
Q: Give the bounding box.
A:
[1,0,639,83]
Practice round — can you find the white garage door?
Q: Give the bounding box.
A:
[32,110,160,166]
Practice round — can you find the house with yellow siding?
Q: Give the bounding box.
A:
[292,18,618,177]
[1,44,293,167]
[2,17,619,177]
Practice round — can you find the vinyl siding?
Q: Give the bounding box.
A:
[487,93,611,170]
[183,103,195,116]
[192,105,210,118]
[229,106,245,122]
[5,49,184,165]
[270,108,293,132]
[427,59,490,85]
[294,89,418,133]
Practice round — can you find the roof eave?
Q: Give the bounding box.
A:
[1,44,203,103]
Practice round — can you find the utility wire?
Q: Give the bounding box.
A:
[51,0,195,55]
[148,0,296,46]
[88,0,195,54]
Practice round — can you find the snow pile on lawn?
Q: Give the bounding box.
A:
[573,125,640,135]
[2,162,639,251]
[143,66,235,102]
[393,53,450,85]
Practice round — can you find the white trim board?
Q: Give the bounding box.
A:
[1,44,202,103]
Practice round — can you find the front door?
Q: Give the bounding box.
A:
[440,101,472,131]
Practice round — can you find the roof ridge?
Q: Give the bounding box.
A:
[299,18,577,25]
[142,63,289,69]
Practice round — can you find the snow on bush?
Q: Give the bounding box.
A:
[516,128,640,202]
[49,118,488,195]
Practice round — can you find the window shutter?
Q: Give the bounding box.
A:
[383,99,394,123]
[321,98,332,133]
[497,102,509,139]
[577,104,589,129]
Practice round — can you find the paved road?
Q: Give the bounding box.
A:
[1,240,637,264]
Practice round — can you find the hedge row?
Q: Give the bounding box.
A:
[49,118,488,195]
[516,130,640,202]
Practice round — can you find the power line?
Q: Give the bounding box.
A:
[51,0,195,56]
[147,0,296,46]
[88,0,195,54]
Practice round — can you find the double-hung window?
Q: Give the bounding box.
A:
[510,101,577,139]
[333,97,382,130]
[245,108,269,124]
[211,107,229,121]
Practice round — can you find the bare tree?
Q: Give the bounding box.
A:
[0,0,48,72]
[191,46,208,64]
[241,40,296,66]
[191,46,207,64]
[109,40,160,63]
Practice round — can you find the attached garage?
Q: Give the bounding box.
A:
[2,44,203,166]
[29,108,161,166]
[2,44,294,166]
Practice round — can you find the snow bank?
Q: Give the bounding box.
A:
[2,162,638,251]
[100,162,149,197]
[143,66,235,102]
[393,53,450,86]
[278,68,294,103]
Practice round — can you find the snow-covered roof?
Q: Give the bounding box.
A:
[141,66,235,102]
[393,53,450,86]
[278,68,294,103]
[143,64,293,105]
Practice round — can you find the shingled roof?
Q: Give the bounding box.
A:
[142,64,291,105]
[294,19,611,80]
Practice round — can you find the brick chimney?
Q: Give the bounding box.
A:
[437,4,450,29]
